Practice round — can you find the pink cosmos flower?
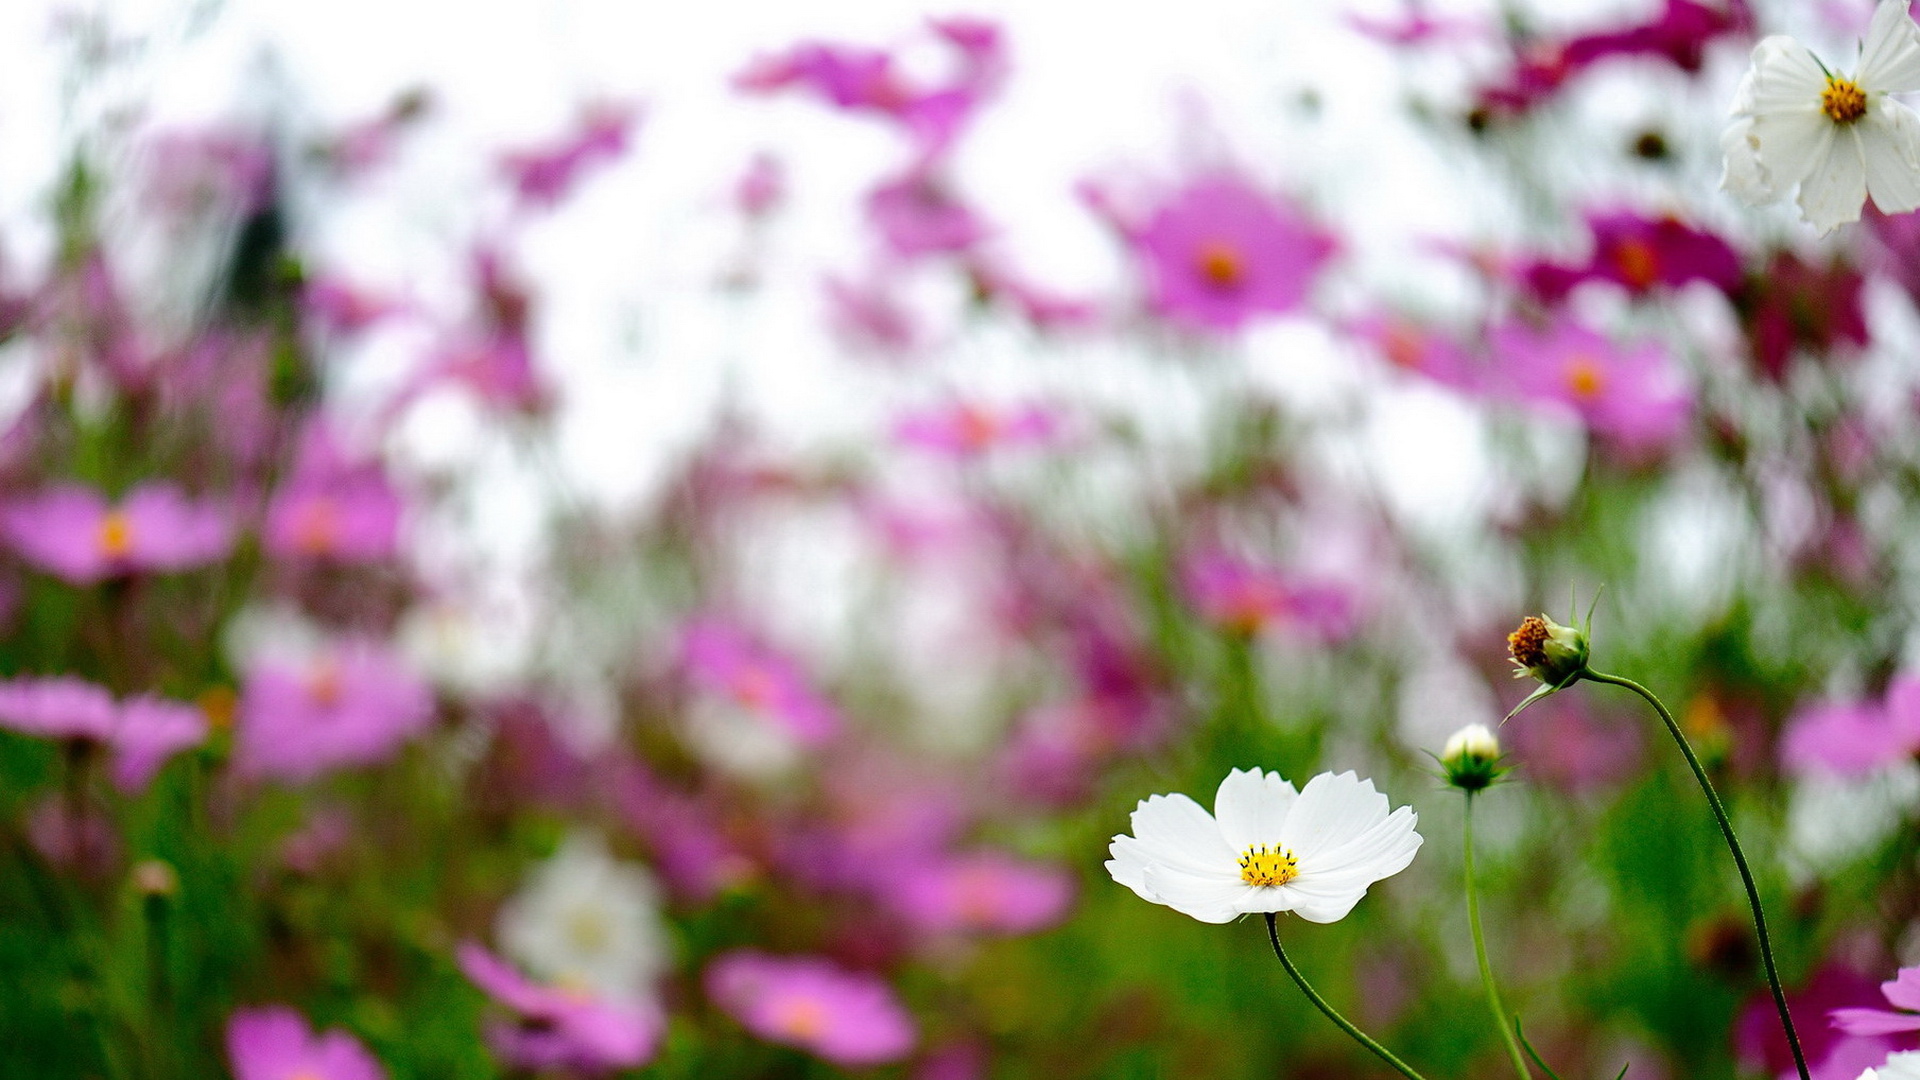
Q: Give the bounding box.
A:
[1780,677,1920,777]
[680,620,840,745]
[1522,211,1743,302]
[457,942,663,1073]
[226,1006,385,1080]
[1740,966,1907,1080]
[1126,174,1336,333]
[892,401,1061,458]
[1738,251,1869,383]
[263,423,404,563]
[1,483,235,585]
[1181,550,1358,642]
[235,641,434,783]
[1836,968,1920,1036]
[1488,317,1692,451]
[705,950,916,1066]
[1344,312,1478,390]
[866,169,989,259]
[885,850,1075,936]
[0,677,208,793]
[499,103,640,210]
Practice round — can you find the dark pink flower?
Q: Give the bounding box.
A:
[1489,317,1691,451]
[885,850,1075,936]
[458,942,663,1073]
[226,1005,385,1080]
[499,103,640,210]
[1740,966,1907,1080]
[1736,252,1869,383]
[235,641,434,783]
[680,620,840,745]
[1780,677,1920,777]
[1,483,235,584]
[892,400,1060,458]
[1561,0,1750,73]
[1128,174,1335,333]
[705,950,916,1066]
[1521,211,1742,303]
[1835,968,1920,1036]
[264,423,404,563]
[0,677,207,793]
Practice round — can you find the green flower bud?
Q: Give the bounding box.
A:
[1440,723,1504,791]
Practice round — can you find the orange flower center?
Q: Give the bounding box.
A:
[1564,356,1606,399]
[770,995,829,1040]
[731,666,778,710]
[954,405,1001,450]
[98,511,134,558]
[1382,324,1427,370]
[293,498,340,554]
[1195,241,1247,291]
[307,661,344,707]
[1238,844,1298,887]
[1822,77,1867,124]
[1611,238,1660,290]
[1507,615,1550,670]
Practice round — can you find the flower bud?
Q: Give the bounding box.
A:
[1440,723,1504,791]
[1507,613,1588,688]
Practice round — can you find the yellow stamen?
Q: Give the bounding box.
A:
[1822,77,1867,125]
[98,511,134,559]
[1507,615,1551,674]
[1238,844,1298,887]
[1564,356,1606,399]
[1195,241,1246,291]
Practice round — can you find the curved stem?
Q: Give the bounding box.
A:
[1263,913,1432,1080]
[1465,793,1532,1080]
[1584,669,1810,1080]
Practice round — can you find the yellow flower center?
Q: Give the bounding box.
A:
[565,907,612,953]
[1507,615,1550,672]
[1195,241,1247,292]
[1238,844,1298,887]
[98,511,134,558]
[1823,77,1867,124]
[1564,356,1606,399]
[770,994,829,1040]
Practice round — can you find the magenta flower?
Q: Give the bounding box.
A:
[1127,174,1335,333]
[885,850,1075,936]
[1522,211,1742,302]
[0,677,207,793]
[704,950,916,1066]
[458,942,662,1073]
[226,1006,385,1080]
[1781,677,1920,778]
[499,103,640,210]
[892,400,1060,458]
[680,620,840,745]
[1740,966,1907,1080]
[1181,550,1358,642]
[1836,968,1920,1036]
[1489,317,1691,451]
[1,483,235,584]
[264,423,404,563]
[235,641,434,783]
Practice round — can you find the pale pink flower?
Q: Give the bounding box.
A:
[1,483,235,584]
[1782,676,1920,776]
[226,1006,385,1080]
[235,641,434,782]
[499,103,640,210]
[1489,317,1692,450]
[263,422,404,563]
[866,169,989,259]
[705,950,917,1066]
[886,850,1075,936]
[892,400,1061,458]
[458,942,663,1073]
[1126,173,1336,333]
[680,619,840,745]
[0,677,207,793]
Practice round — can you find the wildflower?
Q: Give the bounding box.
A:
[497,834,669,1001]
[704,950,916,1066]
[1507,613,1590,688]
[1344,312,1478,391]
[1440,723,1505,792]
[234,639,434,783]
[1521,211,1742,302]
[1833,966,1920,1035]
[1128,174,1336,333]
[263,422,404,563]
[892,400,1060,458]
[458,943,663,1072]
[866,169,989,259]
[1489,317,1692,451]
[1720,0,1920,232]
[226,1006,385,1080]
[0,677,208,793]
[499,103,640,210]
[680,619,840,746]
[0,483,234,585]
[1735,250,1870,382]
[1105,768,1421,924]
[1780,682,1920,778]
[1180,550,1358,642]
[885,850,1076,936]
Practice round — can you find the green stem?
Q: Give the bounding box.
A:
[1584,669,1809,1080]
[1263,914,1432,1080]
[1465,792,1532,1080]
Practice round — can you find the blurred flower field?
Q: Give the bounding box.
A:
[6,1,1920,1078]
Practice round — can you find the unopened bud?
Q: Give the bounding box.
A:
[132,858,178,898]
[1440,723,1504,791]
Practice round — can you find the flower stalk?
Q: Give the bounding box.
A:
[1464,791,1532,1080]
[1263,913,1432,1080]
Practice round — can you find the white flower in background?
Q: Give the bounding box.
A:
[1106,768,1422,924]
[498,832,669,1000]
[1721,0,1920,231]
[1861,1050,1920,1080]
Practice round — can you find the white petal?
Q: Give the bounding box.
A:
[1797,123,1869,230]
[1751,106,1836,195]
[1747,37,1832,115]
[1212,767,1298,854]
[1721,116,1778,204]
[1122,792,1238,877]
[1301,807,1423,883]
[1861,0,1920,93]
[1141,864,1255,923]
[1863,103,1920,213]
[1278,771,1391,862]
[1274,876,1372,924]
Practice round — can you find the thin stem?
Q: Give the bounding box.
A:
[1465,792,1532,1080]
[1584,669,1810,1080]
[1263,913,1432,1080]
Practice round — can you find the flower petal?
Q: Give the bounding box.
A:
[1862,0,1920,93]
[1212,768,1298,854]
[1863,103,1920,213]
[1831,1006,1920,1036]
[1301,806,1422,884]
[1796,123,1867,231]
[1278,771,1391,862]
[1141,865,1257,923]
[1721,116,1779,204]
[1885,967,1920,1012]
[1121,792,1238,877]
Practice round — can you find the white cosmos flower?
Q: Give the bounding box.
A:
[1721,0,1920,232]
[1106,768,1422,924]
[1861,1050,1920,1080]
[498,832,670,1000]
